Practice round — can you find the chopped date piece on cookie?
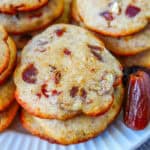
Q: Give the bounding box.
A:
[54,71,61,84]
[88,45,103,51]
[88,44,103,61]
[51,90,62,96]
[70,86,79,98]
[22,64,38,84]
[41,83,49,98]
[36,93,42,98]
[100,11,114,21]
[55,28,66,37]
[91,50,103,61]
[64,48,71,55]
[125,5,141,18]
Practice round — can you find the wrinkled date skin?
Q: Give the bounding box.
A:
[123,66,150,86]
[124,71,150,130]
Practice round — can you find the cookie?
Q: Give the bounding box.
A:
[71,2,150,56]
[0,26,10,74]
[99,24,150,56]
[0,78,16,112]
[0,0,64,34]
[0,0,48,14]
[14,24,122,120]
[20,85,123,145]
[55,0,72,23]
[0,102,19,132]
[13,0,71,49]
[76,0,150,37]
[118,50,150,68]
[0,37,17,84]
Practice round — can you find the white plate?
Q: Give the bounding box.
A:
[0,113,150,150]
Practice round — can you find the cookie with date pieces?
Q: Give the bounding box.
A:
[99,24,150,56]
[0,0,64,34]
[12,0,71,49]
[118,50,150,68]
[20,85,123,145]
[0,0,48,14]
[76,0,150,37]
[0,78,16,112]
[0,102,19,132]
[71,1,150,56]
[0,36,17,84]
[0,26,10,75]
[14,24,123,120]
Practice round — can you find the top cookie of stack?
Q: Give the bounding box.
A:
[0,0,64,34]
[75,0,149,37]
[71,0,150,57]
[14,24,123,120]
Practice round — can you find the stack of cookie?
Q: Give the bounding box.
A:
[71,0,150,68]
[0,26,19,132]
[13,0,73,49]
[0,0,66,49]
[14,24,124,145]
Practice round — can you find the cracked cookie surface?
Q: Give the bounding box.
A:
[14,24,122,120]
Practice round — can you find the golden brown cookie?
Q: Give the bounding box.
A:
[0,102,19,132]
[13,0,72,49]
[14,24,122,120]
[99,24,150,56]
[118,50,150,68]
[0,26,10,74]
[0,0,64,34]
[76,0,150,37]
[20,85,123,145]
[0,78,16,112]
[0,37,17,84]
[0,0,48,14]
[71,2,150,56]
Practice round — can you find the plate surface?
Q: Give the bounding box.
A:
[0,113,150,150]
